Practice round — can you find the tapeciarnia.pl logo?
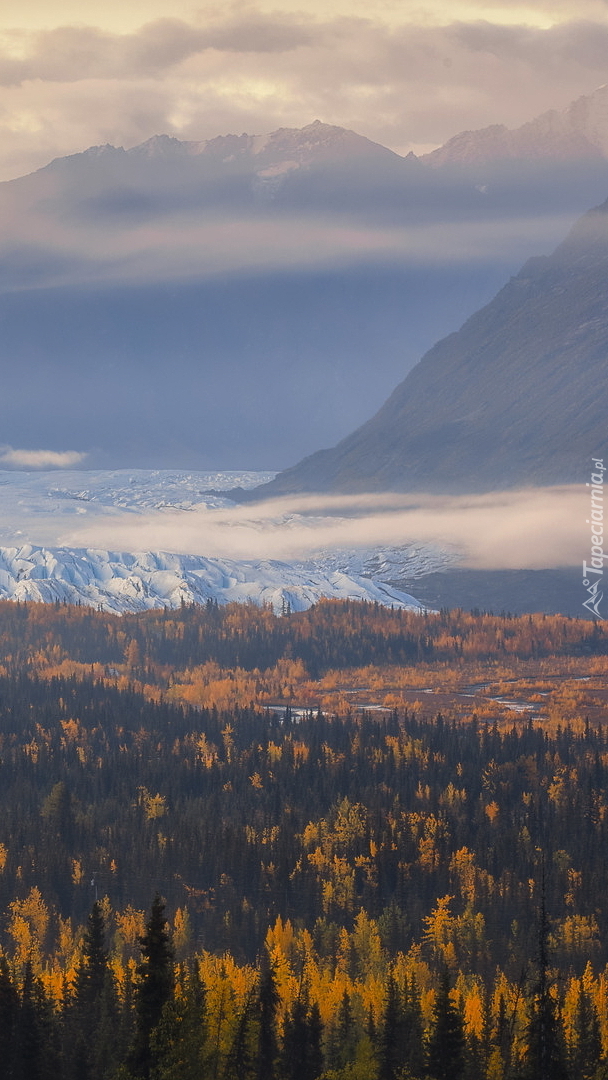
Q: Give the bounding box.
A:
[582,457,605,619]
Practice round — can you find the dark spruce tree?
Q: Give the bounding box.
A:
[13,961,59,1080]
[568,983,602,1080]
[281,992,324,1080]
[377,972,406,1080]
[129,895,175,1080]
[223,985,258,1080]
[66,900,118,1080]
[149,961,208,1080]
[0,957,17,1080]
[307,1002,324,1080]
[402,974,425,1078]
[520,891,569,1080]
[326,990,357,1072]
[426,968,466,1080]
[255,954,280,1080]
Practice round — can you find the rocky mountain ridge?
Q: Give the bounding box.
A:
[255,195,608,494]
[421,84,608,166]
[3,100,608,472]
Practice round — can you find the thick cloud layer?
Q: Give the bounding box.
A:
[1,3,608,179]
[56,487,584,571]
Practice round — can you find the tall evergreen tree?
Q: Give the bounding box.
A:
[521,892,568,1080]
[281,993,323,1080]
[0,957,17,1080]
[308,1002,323,1080]
[223,985,257,1080]
[326,990,357,1072]
[402,974,425,1078]
[255,954,279,1080]
[149,963,208,1080]
[67,899,118,1080]
[426,969,466,1080]
[116,960,137,1074]
[377,972,405,1080]
[129,895,175,1080]
[74,901,110,1003]
[13,961,58,1080]
[568,984,602,1080]
[90,973,121,1080]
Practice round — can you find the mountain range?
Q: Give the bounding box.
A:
[4,88,608,471]
[255,192,608,495]
[422,84,608,166]
[2,89,607,616]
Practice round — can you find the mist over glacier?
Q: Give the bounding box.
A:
[0,468,582,571]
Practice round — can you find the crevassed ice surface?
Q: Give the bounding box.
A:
[0,470,452,612]
[0,546,429,614]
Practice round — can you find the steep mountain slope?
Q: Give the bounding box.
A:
[2,116,608,471]
[257,197,608,494]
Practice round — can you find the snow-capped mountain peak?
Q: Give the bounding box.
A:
[422,83,608,166]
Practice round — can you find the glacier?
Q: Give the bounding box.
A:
[0,545,427,614]
[0,469,452,613]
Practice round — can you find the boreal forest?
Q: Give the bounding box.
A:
[0,597,606,1079]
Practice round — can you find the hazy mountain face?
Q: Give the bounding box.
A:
[259,197,608,495]
[422,83,608,166]
[2,108,608,471]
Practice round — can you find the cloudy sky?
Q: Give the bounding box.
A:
[1,0,608,181]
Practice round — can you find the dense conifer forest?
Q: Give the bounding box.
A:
[0,598,606,1078]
